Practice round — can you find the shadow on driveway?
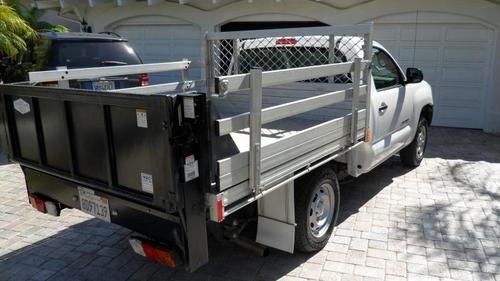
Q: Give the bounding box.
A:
[1,127,499,280]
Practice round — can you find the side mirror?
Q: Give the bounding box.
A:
[406,68,423,84]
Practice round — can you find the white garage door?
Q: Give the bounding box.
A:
[374,22,494,128]
[114,24,202,84]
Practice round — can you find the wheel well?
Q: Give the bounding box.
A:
[421,105,433,125]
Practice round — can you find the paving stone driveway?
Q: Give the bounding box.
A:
[0,127,499,281]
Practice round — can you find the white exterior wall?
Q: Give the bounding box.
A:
[74,0,500,132]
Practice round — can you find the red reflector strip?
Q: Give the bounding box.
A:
[216,198,224,223]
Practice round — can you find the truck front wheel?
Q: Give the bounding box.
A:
[400,117,428,167]
[295,167,340,252]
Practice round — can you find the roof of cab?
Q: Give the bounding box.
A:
[41,32,127,42]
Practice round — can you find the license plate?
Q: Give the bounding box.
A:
[92,81,115,91]
[78,187,111,222]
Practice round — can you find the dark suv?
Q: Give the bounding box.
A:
[33,32,148,89]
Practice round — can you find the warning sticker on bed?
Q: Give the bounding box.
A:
[184,155,199,182]
[183,97,195,119]
[141,172,154,193]
[136,109,148,128]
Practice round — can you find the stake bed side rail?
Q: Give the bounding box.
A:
[28,60,191,83]
[216,85,368,136]
[110,80,206,95]
[215,61,370,96]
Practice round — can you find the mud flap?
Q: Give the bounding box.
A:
[256,181,296,253]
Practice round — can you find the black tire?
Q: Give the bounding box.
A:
[400,118,428,167]
[295,166,340,252]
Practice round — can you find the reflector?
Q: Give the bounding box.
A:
[216,198,224,222]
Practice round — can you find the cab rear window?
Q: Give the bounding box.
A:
[48,41,142,69]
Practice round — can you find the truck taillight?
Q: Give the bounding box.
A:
[129,237,176,268]
[28,193,60,216]
[28,193,46,213]
[140,74,149,86]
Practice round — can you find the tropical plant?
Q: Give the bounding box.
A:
[0,0,70,82]
[9,0,69,33]
[0,2,37,57]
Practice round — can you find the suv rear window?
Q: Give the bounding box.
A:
[49,41,142,69]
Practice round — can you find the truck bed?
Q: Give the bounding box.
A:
[212,82,367,203]
[213,82,363,152]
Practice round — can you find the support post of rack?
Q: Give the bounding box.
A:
[206,34,216,95]
[350,57,362,144]
[232,39,240,75]
[363,24,374,142]
[181,58,189,93]
[249,68,262,193]
[56,66,69,88]
[328,35,336,83]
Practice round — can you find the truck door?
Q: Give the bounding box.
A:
[369,47,412,163]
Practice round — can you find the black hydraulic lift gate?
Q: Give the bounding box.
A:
[0,84,209,271]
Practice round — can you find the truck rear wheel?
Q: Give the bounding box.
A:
[400,118,428,167]
[295,167,340,252]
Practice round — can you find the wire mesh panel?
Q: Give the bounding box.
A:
[207,30,367,84]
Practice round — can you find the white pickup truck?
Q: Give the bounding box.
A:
[0,24,433,271]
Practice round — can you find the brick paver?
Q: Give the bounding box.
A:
[0,127,499,281]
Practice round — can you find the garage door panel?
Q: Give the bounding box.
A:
[401,27,442,41]
[443,47,488,63]
[115,23,201,84]
[375,21,493,129]
[446,26,491,42]
[434,107,482,128]
[441,67,484,84]
[399,47,441,62]
[374,26,400,40]
[439,86,483,107]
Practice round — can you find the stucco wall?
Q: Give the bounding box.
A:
[79,0,500,132]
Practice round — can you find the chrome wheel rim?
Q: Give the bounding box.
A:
[307,182,335,238]
[416,124,427,159]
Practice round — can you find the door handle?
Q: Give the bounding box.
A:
[379,102,388,112]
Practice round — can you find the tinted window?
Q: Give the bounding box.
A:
[48,41,141,69]
[372,48,402,90]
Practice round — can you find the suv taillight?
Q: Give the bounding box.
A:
[140,74,149,86]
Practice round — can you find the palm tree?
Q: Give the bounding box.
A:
[0,1,37,58]
[9,0,69,33]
